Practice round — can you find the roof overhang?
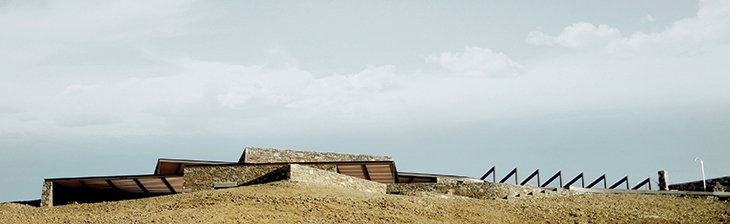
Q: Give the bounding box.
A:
[47,174,183,194]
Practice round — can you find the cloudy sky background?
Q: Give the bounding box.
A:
[1,0,729,201]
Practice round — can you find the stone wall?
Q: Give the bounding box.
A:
[183,163,386,194]
[300,163,338,173]
[436,177,485,184]
[40,180,53,207]
[670,176,730,192]
[289,164,386,194]
[240,147,393,163]
[387,182,549,200]
[183,164,290,192]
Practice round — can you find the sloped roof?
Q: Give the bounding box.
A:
[47,174,183,194]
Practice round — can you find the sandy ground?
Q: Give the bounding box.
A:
[1,181,729,223]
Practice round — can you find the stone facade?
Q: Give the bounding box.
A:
[240,147,393,163]
[299,163,338,173]
[183,163,386,194]
[670,176,730,192]
[183,164,290,192]
[387,182,551,200]
[289,164,386,194]
[40,180,53,207]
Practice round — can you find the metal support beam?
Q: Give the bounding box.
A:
[79,181,92,190]
[105,180,121,192]
[632,178,652,190]
[541,171,563,188]
[586,174,607,189]
[609,176,630,189]
[480,166,496,183]
[521,169,541,186]
[133,179,149,194]
[361,165,371,180]
[499,168,518,184]
[175,163,184,175]
[161,177,176,194]
[565,172,585,188]
[390,164,399,184]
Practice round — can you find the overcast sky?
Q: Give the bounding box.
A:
[1,0,729,202]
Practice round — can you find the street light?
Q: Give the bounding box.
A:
[694,157,706,191]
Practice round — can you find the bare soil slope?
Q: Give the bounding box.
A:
[2,181,729,223]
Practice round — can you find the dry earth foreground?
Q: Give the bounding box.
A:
[1,181,729,224]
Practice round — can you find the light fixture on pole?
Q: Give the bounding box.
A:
[694,157,706,191]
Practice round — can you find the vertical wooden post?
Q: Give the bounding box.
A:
[658,170,669,191]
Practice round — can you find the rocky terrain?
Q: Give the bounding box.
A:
[2,181,729,223]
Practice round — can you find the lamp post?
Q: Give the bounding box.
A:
[694,157,706,191]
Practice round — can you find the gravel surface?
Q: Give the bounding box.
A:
[1,181,729,223]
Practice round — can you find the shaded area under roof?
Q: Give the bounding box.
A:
[47,175,182,206]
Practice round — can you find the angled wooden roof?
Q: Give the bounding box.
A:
[47,174,183,194]
[337,163,398,184]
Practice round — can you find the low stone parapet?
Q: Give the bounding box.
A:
[387,182,549,200]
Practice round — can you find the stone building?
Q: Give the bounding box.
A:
[40,147,480,207]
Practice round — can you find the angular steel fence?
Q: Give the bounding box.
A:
[480,166,652,190]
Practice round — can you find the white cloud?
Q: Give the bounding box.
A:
[646,15,656,22]
[528,0,730,55]
[0,56,413,136]
[0,0,728,140]
[527,22,622,48]
[607,0,730,54]
[292,65,403,119]
[426,47,525,78]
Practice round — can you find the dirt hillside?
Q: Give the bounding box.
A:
[1,181,729,223]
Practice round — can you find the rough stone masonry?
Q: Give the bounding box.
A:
[240,147,393,163]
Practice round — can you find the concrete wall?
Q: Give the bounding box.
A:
[670,176,730,192]
[183,164,290,192]
[289,164,386,194]
[240,147,393,163]
[387,182,549,200]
